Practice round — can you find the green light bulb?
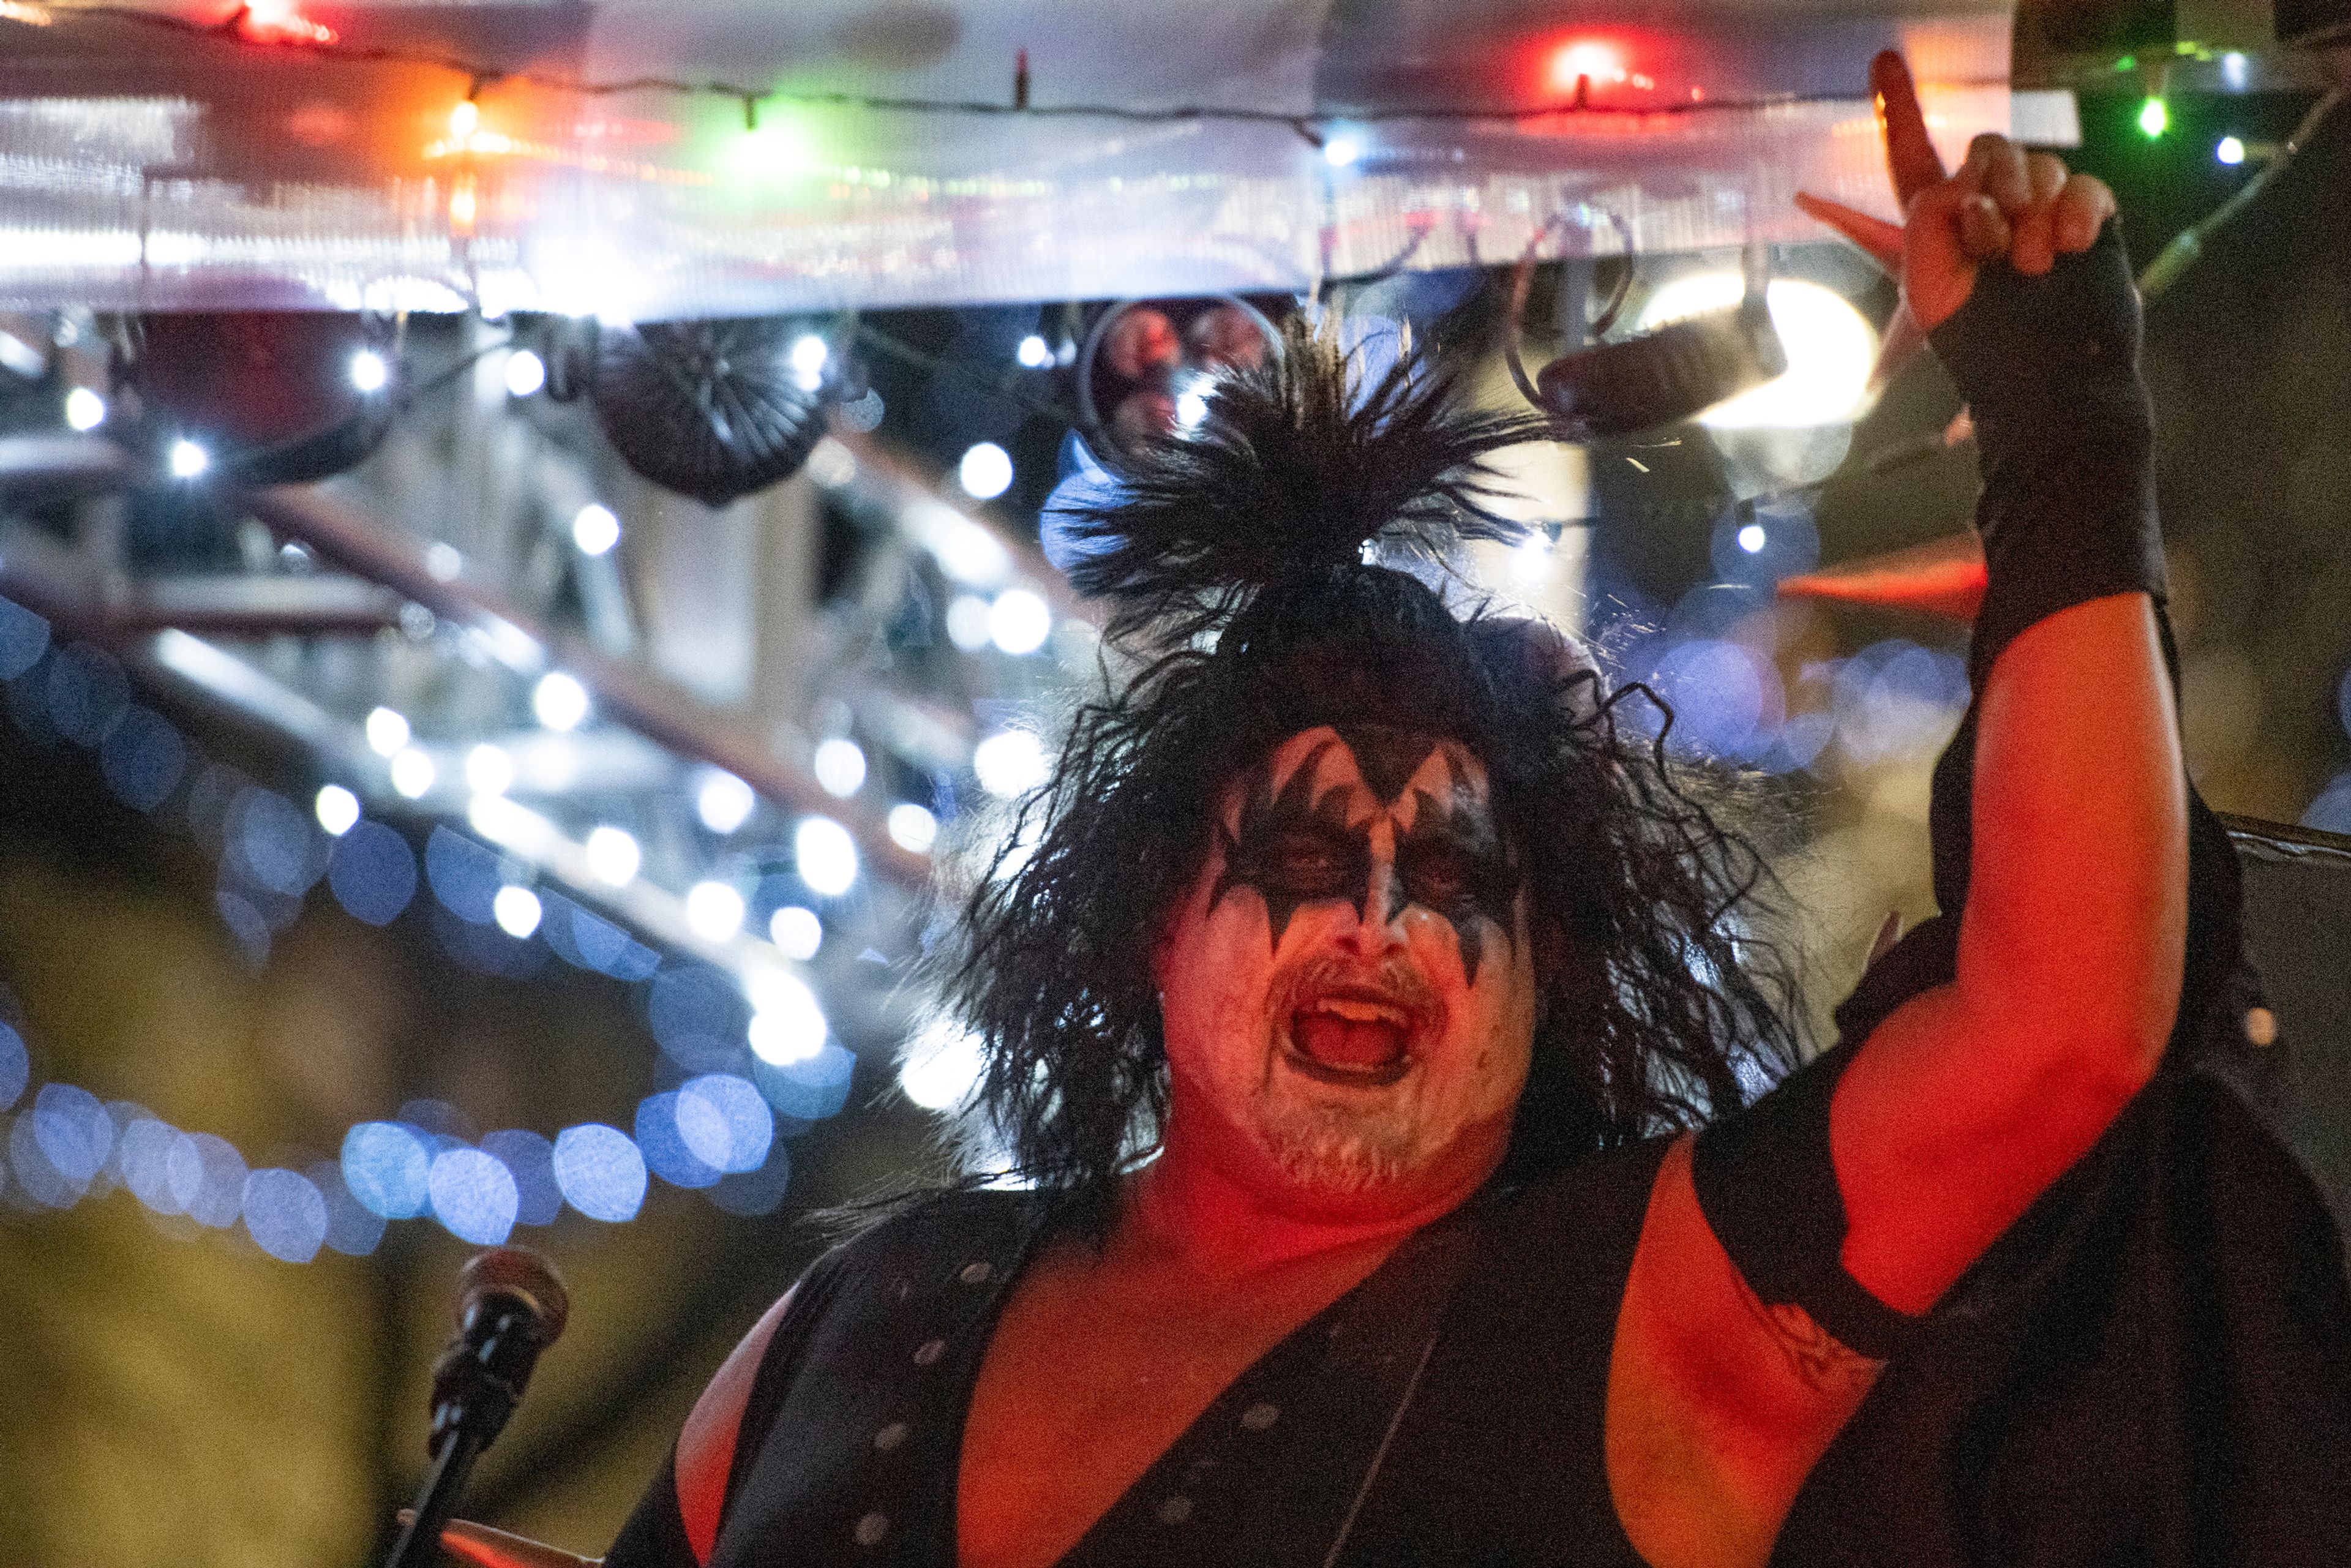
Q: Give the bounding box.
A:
[2137,96,2169,138]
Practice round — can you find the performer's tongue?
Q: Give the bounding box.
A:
[1292,1010,1408,1071]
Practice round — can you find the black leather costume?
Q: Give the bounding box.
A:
[609,1136,1670,1568]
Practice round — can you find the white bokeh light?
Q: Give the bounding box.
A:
[988,588,1051,656]
[769,904,823,960]
[390,747,435,798]
[1016,334,1052,368]
[789,333,829,387]
[887,802,938,854]
[899,1018,988,1111]
[747,969,827,1065]
[65,387,107,430]
[1635,276,1878,429]
[685,880,746,941]
[366,706,411,757]
[504,348,547,398]
[348,349,389,392]
[492,885,544,939]
[931,512,1010,585]
[168,438,209,479]
[795,817,858,897]
[466,743,514,797]
[696,770,756,834]
[973,729,1049,798]
[572,503,620,556]
[958,441,1014,501]
[532,671,590,732]
[313,784,361,836]
[585,825,640,885]
[1737,522,1768,553]
[812,738,867,798]
[945,593,994,651]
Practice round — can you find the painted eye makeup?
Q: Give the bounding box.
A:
[1262,830,1368,900]
[1211,730,1523,978]
[1393,784,1519,983]
[1211,738,1363,947]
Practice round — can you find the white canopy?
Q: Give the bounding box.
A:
[0,0,2054,315]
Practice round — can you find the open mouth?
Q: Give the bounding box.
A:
[1283,990,1417,1089]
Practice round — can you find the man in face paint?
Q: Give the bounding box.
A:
[1152,722,1540,1223]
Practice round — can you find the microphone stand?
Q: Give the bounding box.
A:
[383,1292,549,1568]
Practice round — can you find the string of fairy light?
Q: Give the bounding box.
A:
[20,0,2014,152]
[11,1,2309,193]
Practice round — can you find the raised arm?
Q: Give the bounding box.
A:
[1608,54,2185,1568]
[1819,66,2186,1322]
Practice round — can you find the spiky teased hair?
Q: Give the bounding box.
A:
[936,315,1803,1240]
[1060,318,1556,645]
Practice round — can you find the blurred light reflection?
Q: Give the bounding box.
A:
[341,1120,432,1218]
[636,1092,722,1188]
[242,1168,329,1262]
[428,1147,519,1244]
[481,1129,561,1226]
[328,820,418,925]
[552,1123,647,1221]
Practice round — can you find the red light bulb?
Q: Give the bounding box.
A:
[1549,40,1627,92]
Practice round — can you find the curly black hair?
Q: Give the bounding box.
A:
[936,321,1804,1239]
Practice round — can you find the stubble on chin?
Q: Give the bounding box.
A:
[1246,1035,1433,1195]
[1255,1095,1428,1194]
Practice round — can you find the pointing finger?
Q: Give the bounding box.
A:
[1871,51,1946,207]
[1794,191,1904,274]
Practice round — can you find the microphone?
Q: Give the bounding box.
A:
[386,1248,570,1568]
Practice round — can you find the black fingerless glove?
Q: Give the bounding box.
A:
[1928,220,2165,682]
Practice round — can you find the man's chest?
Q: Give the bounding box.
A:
[952,1245,1391,1568]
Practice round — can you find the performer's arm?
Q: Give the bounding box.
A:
[1608,56,2184,1568]
[1830,592,2183,1304]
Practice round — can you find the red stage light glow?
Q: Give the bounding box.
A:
[1548,39,1629,92]
[238,0,336,45]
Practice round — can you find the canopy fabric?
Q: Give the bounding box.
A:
[0,1,2034,315]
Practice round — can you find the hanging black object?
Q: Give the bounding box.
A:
[590,316,840,507]
[1504,232,1787,443]
[1533,294,1786,441]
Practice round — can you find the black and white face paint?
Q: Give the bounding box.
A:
[1153,725,1538,1206]
[1210,724,1521,982]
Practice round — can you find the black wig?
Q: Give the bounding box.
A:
[940,318,1803,1237]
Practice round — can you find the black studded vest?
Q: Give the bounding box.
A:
[610,1136,1669,1568]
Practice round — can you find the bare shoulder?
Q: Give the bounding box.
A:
[1604,1135,1880,1568]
